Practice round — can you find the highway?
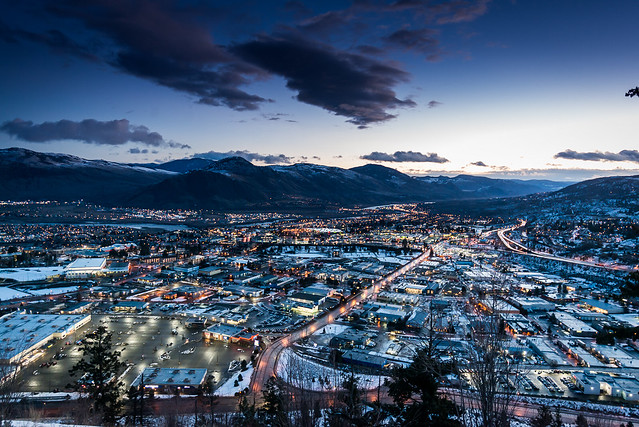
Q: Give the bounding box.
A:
[249,249,431,400]
[495,222,635,272]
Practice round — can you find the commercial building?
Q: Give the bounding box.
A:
[329,329,373,349]
[0,312,91,364]
[203,323,258,344]
[341,350,389,370]
[131,368,207,394]
[113,301,149,313]
[64,258,107,279]
[573,371,639,401]
[553,312,597,337]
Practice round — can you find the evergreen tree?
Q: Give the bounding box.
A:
[262,376,290,426]
[202,375,219,424]
[575,414,588,427]
[531,405,553,427]
[69,326,124,425]
[386,348,460,426]
[234,395,258,426]
[552,406,563,427]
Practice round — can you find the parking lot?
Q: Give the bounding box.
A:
[16,314,252,393]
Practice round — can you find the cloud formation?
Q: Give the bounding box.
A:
[46,0,268,111]
[2,0,491,127]
[361,150,448,163]
[0,118,189,149]
[555,149,639,163]
[383,28,440,57]
[470,161,488,167]
[233,35,415,127]
[194,150,292,164]
[427,100,443,108]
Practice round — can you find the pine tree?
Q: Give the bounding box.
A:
[552,406,563,427]
[575,414,588,427]
[69,326,124,425]
[202,374,219,424]
[531,405,553,427]
[262,376,289,426]
[386,348,460,426]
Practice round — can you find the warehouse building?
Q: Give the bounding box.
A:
[0,312,91,364]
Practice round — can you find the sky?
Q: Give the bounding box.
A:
[0,0,638,181]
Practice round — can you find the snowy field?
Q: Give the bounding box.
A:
[0,267,65,283]
[26,286,79,296]
[277,348,387,391]
[215,365,253,396]
[0,287,32,301]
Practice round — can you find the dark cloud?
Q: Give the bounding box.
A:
[555,149,639,163]
[0,21,97,61]
[432,0,491,24]
[262,113,293,121]
[129,148,149,154]
[298,11,350,34]
[233,35,415,127]
[0,118,189,149]
[194,150,292,164]
[470,161,488,167]
[2,0,491,124]
[43,0,268,111]
[361,150,448,163]
[383,28,439,56]
[427,100,442,108]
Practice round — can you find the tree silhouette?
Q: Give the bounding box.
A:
[626,87,639,98]
[69,326,124,425]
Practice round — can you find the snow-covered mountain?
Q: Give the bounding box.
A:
[0,148,573,211]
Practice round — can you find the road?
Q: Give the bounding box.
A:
[442,389,639,425]
[495,223,635,272]
[249,249,431,399]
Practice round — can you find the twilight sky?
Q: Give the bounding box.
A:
[1,0,638,181]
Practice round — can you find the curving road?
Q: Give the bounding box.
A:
[497,227,635,272]
[249,250,431,400]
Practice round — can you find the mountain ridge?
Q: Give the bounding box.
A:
[0,147,577,211]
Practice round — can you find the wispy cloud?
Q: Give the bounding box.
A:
[0,118,189,149]
[361,150,448,163]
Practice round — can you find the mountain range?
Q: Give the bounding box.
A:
[2,147,622,212]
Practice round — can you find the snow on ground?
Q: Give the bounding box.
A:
[277,348,387,392]
[0,287,32,301]
[0,267,65,283]
[10,421,94,427]
[215,366,253,397]
[280,252,326,259]
[313,323,350,336]
[26,286,79,296]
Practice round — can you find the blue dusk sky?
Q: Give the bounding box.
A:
[0,0,638,181]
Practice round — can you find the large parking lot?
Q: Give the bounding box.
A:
[16,314,252,393]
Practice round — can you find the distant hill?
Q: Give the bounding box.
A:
[422,174,639,219]
[552,175,639,200]
[0,148,573,211]
[417,174,568,198]
[0,147,172,204]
